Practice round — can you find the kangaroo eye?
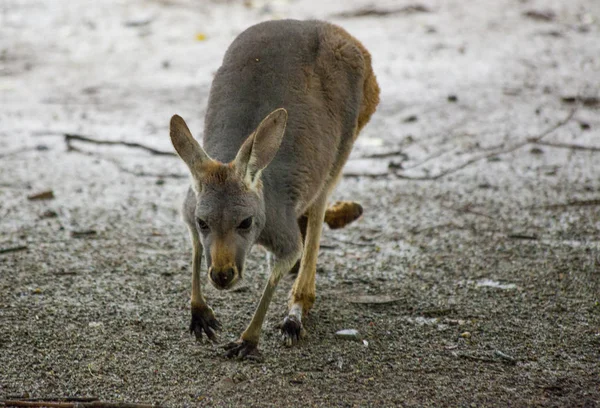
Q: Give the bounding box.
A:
[237,217,253,230]
[197,218,210,232]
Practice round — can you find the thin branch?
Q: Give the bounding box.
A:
[360,150,407,159]
[326,235,376,247]
[507,234,538,240]
[0,245,28,255]
[4,397,98,403]
[540,199,600,210]
[0,400,161,408]
[343,172,389,179]
[402,147,459,170]
[65,134,175,156]
[531,141,600,152]
[394,109,577,181]
[332,4,430,18]
[439,203,496,220]
[410,110,574,180]
[66,144,186,179]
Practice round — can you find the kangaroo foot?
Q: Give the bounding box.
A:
[190,304,221,342]
[281,314,305,347]
[224,339,262,360]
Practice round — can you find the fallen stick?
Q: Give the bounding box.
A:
[398,108,577,180]
[531,141,600,152]
[327,235,376,247]
[402,146,459,170]
[1,400,162,408]
[66,144,186,179]
[0,245,28,255]
[4,397,98,403]
[507,233,539,240]
[64,134,175,156]
[27,190,55,201]
[360,150,407,159]
[494,350,517,364]
[333,4,430,18]
[344,108,577,180]
[541,199,600,209]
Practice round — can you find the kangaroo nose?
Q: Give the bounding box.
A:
[210,267,235,289]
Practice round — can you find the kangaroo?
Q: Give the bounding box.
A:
[169,19,379,358]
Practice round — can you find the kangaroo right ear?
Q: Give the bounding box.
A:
[170,115,211,173]
[233,108,288,186]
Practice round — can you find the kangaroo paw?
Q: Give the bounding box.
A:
[281,314,305,347]
[224,339,262,361]
[190,305,221,342]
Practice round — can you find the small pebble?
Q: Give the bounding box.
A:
[124,17,153,27]
[523,9,556,22]
[289,372,306,384]
[335,329,361,341]
[494,350,516,364]
[41,209,58,219]
[27,190,54,201]
[460,331,471,339]
[530,147,544,155]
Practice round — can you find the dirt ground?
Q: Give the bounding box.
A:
[1,0,599,406]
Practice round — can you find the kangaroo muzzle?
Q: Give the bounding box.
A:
[208,265,238,290]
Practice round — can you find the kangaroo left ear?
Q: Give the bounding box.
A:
[170,114,212,173]
[233,108,288,186]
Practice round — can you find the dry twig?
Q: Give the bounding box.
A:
[0,245,28,255]
[360,150,407,159]
[531,141,600,152]
[333,4,430,18]
[0,400,161,408]
[345,108,577,180]
[66,144,185,179]
[540,199,600,210]
[65,134,175,156]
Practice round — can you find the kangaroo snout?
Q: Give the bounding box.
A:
[209,266,237,290]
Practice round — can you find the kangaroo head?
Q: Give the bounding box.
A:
[170,108,288,290]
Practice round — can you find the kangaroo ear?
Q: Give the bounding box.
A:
[170,115,211,174]
[234,108,288,185]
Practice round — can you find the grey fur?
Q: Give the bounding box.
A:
[172,19,379,352]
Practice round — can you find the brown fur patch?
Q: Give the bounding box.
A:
[324,201,364,229]
[199,161,232,184]
[327,24,380,134]
[357,48,380,133]
[209,237,236,269]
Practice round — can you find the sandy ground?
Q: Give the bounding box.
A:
[1,0,600,406]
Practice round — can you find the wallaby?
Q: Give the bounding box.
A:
[170,19,379,358]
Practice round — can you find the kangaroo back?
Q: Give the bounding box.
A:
[202,20,379,230]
